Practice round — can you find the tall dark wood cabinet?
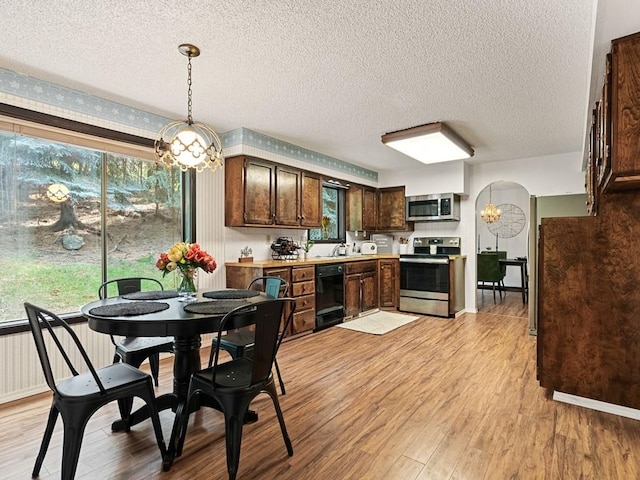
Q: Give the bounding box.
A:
[539,30,640,410]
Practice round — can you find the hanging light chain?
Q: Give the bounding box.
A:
[186,54,193,125]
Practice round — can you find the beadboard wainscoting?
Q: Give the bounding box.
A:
[0,326,216,404]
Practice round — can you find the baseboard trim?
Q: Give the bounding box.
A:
[553,391,640,420]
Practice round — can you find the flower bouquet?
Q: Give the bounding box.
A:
[156,242,217,299]
[321,215,331,239]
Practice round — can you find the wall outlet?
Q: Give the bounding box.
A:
[266,235,271,244]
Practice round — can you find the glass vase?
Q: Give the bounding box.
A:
[177,267,198,301]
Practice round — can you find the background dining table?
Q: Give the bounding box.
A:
[81,289,265,467]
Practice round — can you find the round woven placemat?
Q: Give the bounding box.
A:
[183,300,250,314]
[89,301,170,317]
[202,289,260,300]
[122,290,180,300]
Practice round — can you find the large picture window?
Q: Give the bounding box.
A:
[0,126,182,323]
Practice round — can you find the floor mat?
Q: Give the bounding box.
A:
[336,310,420,335]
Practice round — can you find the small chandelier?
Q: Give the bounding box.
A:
[154,44,224,173]
[481,186,501,223]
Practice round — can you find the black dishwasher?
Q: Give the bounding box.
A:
[315,263,345,330]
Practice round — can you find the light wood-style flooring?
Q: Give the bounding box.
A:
[2,291,640,479]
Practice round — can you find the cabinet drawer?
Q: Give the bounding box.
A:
[264,267,292,284]
[292,280,315,297]
[292,308,316,334]
[292,266,315,282]
[345,260,377,275]
[294,294,315,312]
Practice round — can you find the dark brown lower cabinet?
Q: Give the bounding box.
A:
[538,191,640,409]
[344,261,378,318]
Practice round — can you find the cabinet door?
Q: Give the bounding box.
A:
[361,270,378,312]
[377,186,408,230]
[346,184,364,231]
[362,186,377,231]
[379,259,398,308]
[275,166,301,226]
[606,34,640,191]
[344,274,361,318]
[244,159,275,225]
[300,172,322,227]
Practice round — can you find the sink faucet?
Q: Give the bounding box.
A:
[330,244,340,257]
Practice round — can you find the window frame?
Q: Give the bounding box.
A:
[309,183,346,244]
[0,103,193,335]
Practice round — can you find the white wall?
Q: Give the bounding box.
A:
[379,160,469,195]
[379,150,586,313]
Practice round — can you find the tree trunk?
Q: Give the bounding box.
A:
[50,199,99,233]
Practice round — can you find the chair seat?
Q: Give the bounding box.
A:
[56,363,151,397]
[116,336,173,356]
[194,358,256,390]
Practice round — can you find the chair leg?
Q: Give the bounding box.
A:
[223,407,246,480]
[274,359,286,396]
[265,381,293,456]
[60,410,91,480]
[149,352,161,387]
[492,282,497,303]
[32,406,59,477]
[138,382,167,461]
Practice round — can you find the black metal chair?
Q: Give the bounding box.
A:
[24,302,166,480]
[209,276,290,395]
[173,298,295,480]
[98,277,174,386]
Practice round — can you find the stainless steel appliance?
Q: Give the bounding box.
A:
[399,236,465,317]
[405,193,460,222]
[315,263,345,330]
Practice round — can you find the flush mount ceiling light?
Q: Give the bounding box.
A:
[154,44,224,173]
[381,122,474,164]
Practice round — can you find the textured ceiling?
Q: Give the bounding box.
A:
[0,1,631,173]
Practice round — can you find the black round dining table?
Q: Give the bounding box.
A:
[81,291,264,466]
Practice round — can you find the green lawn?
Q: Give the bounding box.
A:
[1,254,175,321]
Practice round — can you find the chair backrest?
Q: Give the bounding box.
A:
[98,277,163,299]
[477,253,505,282]
[24,302,108,396]
[211,298,295,385]
[247,276,289,299]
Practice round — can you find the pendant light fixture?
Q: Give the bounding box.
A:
[154,44,224,173]
[481,185,501,224]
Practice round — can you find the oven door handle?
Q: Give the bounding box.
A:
[399,257,450,265]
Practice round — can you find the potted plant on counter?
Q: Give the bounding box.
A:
[239,246,253,263]
[300,239,314,260]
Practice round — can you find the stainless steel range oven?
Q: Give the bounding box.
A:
[399,237,465,317]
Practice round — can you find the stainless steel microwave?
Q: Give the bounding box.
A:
[405,193,460,221]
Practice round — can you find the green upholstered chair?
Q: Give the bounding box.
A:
[477,253,506,303]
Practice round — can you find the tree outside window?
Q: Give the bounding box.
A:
[0,130,182,322]
[309,185,345,242]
